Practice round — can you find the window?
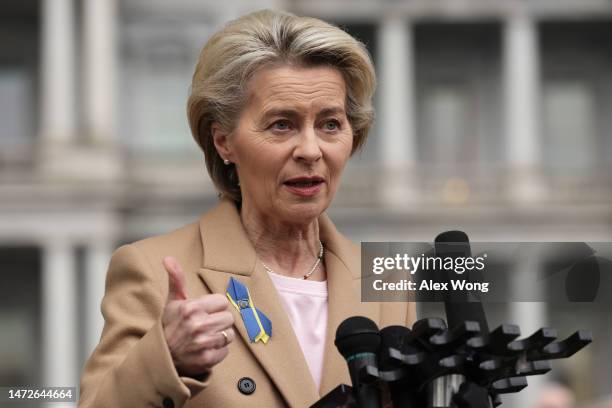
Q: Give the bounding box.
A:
[0,68,31,146]
[415,22,503,169]
[423,83,473,166]
[0,247,41,385]
[543,80,596,169]
[120,21,208,156]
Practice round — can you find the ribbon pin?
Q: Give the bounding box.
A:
[226,277,272,344]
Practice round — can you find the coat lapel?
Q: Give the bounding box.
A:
[196,200,319,407]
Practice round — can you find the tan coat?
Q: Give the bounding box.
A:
[79,199,416,408]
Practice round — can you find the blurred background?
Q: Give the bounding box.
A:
[0,0,611,407]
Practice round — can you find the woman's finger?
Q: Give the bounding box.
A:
[188,310,234,336]
[194,293,230,313]
[163,256,188,302]
[189,328,235,352]
[197,346,230,369]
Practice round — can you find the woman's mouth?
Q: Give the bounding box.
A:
[283,177,325,197]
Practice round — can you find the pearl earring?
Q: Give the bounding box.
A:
[223,159,230,165]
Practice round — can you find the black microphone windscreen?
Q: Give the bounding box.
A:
[335,316,381,359]
[436,230,469,244]
[379,325,411,370]
[380,325,409,349]
[435,230,472,257]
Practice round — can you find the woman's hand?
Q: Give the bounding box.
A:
[161,256,235,377]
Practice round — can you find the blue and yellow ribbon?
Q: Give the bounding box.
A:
[226,277,272,344]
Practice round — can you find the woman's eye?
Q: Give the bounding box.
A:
[271,120,292,131]
[323,120,340,131]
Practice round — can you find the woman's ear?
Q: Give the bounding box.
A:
[211,122,233,162]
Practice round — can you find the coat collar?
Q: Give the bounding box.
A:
[196,199,365,407]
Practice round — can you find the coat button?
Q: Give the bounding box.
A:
[162,396,174,408]
[237,377,256,395]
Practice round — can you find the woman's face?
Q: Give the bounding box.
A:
[217,64,353,225]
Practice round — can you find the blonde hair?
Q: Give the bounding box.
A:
[187,9,376,202]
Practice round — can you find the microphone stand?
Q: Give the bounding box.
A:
[310,317,591,408]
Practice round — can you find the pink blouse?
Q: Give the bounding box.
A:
[267,271,329,390]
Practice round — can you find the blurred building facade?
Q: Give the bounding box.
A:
[0,0,611,406]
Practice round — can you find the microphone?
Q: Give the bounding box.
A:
[431,231,491,408]
[379,326,419,408]
[435,230,489,334]
[335,316,382,408]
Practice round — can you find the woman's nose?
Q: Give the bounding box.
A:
[293,127,322,163]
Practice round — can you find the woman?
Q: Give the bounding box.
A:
[79,9,416,408]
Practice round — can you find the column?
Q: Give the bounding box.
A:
[378,16,418,207]
[82,0,118,145]
[40,0,77,144]
[79,0,123,180]
[42,240,77,405]
[508,245,546,408]
[503,12,544,203]
[84,242,113,357]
